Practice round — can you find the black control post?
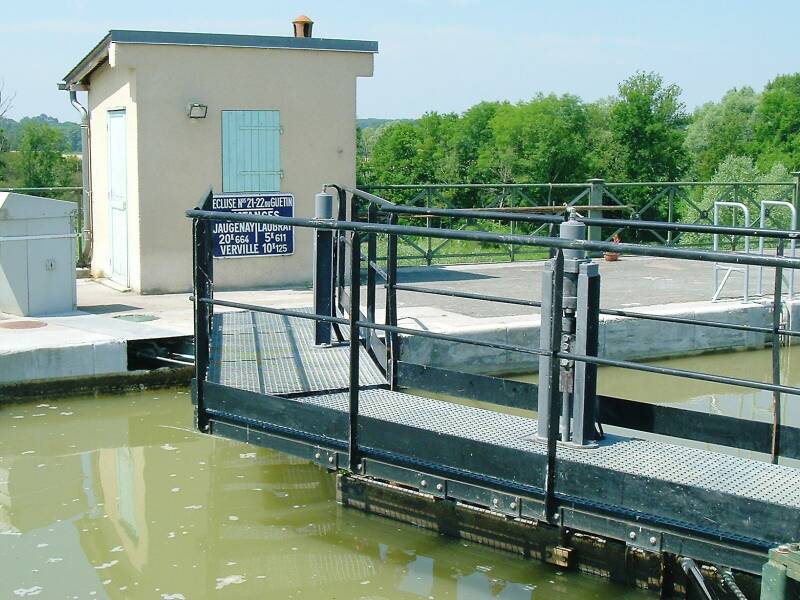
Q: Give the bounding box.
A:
[348,230,362,472]
[192,191,214,433]
[537,211,601,447]
[313,192,334,345]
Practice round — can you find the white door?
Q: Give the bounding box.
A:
[107,109,128,287]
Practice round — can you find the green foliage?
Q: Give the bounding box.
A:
[602,71,690,183]
[356,118,412,130]
[362,122,428,188]
[416,111,460,183]
[448,101,503,184]
[685,87,758,180]
[700,155,791,205]
[0,115,81,152]
[585,98,614,177]
[358,70,716,198]
[478,94,590,183]
[19,121,71,188]
[754,73,800,170]
[680,156,794,246]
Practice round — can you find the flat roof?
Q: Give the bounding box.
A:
[60,29,378,88]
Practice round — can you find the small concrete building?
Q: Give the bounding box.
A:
[59,23,377,293]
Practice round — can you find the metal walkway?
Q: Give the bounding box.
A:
[209,309,384,395]
[203,308,800,575]
[189,187,800,592]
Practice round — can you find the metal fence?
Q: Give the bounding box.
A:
[188,184,800,474]
[364,178,800,265]
[334,184,800,463]
[188,186,800,577]
[0,186,85,263]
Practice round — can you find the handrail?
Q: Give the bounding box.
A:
[185,209,800,269]
[331,184,800,241]
[394,283,800,338]
[189,186,800,466]
[363,181,796,188]
[195,298,800,399]
[0,186,83,192]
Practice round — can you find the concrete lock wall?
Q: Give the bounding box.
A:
[88,42,373,293]
[400,299,800,376]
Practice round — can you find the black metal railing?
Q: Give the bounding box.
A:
[188,186,800,479]
[362,179,800,265]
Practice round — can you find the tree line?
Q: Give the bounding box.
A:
[0,118,81,190]
[357,71,800,200]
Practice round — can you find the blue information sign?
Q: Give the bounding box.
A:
[211,193,294,258]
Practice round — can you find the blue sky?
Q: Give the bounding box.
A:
[1,1,796,122]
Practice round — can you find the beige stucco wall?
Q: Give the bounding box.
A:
[87,50,141,289]
[87,41,373,293]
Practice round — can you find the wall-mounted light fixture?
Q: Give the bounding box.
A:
[187,103,208,119]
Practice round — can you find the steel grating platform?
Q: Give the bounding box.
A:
[203,383,800,554]
[208,309,385,395]
[199,308,800,574]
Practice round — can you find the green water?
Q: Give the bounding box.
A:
[0,389,647,599]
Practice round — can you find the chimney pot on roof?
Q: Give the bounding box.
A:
[293,15,314,38]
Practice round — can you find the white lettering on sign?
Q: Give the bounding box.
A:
[210,193,294,258]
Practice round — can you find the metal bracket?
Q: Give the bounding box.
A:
[361,460,447,498]
[624,525,663,552]
[312,447,339,471]
[449,481,521,517]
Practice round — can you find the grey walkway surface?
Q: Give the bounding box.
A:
[209,309,384,395]
[383,255,778,318]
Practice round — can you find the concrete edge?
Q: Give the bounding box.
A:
[0,367,193,402]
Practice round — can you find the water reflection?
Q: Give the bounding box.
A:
[0,390,647,599]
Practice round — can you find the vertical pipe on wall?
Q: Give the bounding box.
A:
[69,90,92,267]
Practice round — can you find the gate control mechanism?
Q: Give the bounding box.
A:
[537,210,602,447]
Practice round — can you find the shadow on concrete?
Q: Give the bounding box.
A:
[397,266,497,284]
[79,304,142,314]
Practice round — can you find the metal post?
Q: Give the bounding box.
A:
[348,230,362,472]
[559,215,588,443]
[509,190,516,262]
[772,241,784,464]
[313,192,334,345]
[542,251,564,522]
[572,262,601,445]
[537,212,600,447]
[335,188,348,312]
[192,200,214,433]
[667,186,675,245]
[537,261,555,438]
[385,214,400,390]
[732,183,741,252]
[366,203,378,328]
[426,189,433,266]
[793,171,800,217]
[587,179,604,256]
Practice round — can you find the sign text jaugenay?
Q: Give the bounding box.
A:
[211,193,294,258]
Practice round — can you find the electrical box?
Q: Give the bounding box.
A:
[0,192,77,316]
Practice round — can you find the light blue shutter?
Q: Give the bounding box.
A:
[222,110,281,192]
